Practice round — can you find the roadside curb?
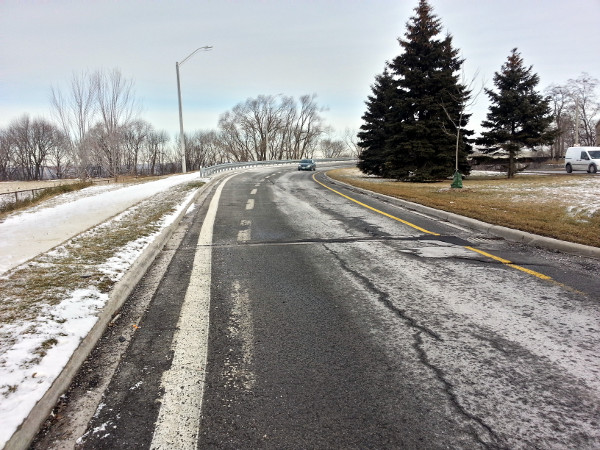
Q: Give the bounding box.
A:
[5,177,218,450]
[324,173,600,260]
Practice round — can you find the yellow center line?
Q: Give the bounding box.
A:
[313,173,555,282]
[464,246,552,280]
[312,174,439,236]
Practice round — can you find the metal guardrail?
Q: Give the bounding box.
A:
[199,158,354,178]
[0,159,354,207]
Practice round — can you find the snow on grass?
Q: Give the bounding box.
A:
[0,173,200,275]
[0,289,107,446]
[499,177,600,218]
[445,171,599,219]
[0,175,201,448]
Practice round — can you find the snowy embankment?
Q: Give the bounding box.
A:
[0,173,205,448]
[0,173,201,275]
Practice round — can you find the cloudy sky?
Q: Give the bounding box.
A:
[1,0,599,140]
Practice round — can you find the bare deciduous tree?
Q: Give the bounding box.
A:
[218,109,252,162]
[218,95,285,161]
[0,129,11,180]
[185,130,226,169]
[51,71,97,176]
[94,69,140,177]
[122,119,152,175]
[285,94,327,159]
[545,83,573,158]
[146,129,169,175]
[218,94,326,161]
[5,115,64,180]
[319,138,347,158]
[569,73,599,146]
[47,130,70,179]
[342,127,361,158]
[440,69,481,175]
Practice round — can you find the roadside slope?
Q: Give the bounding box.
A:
[0,173,202,275]
[0,174,209,449]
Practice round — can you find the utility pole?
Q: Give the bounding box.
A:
[575,97,580,146]
[176,46,213,173]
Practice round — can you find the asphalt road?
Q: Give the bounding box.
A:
[33,164,600,449]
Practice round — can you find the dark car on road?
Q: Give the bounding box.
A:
[298,159,316,171]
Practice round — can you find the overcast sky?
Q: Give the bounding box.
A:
[1,0,599,140]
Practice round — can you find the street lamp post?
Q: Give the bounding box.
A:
[176,46,212,173]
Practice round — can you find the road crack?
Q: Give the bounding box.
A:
[323,243,502,448]
[412,332,502,448]
[323,244,441,341]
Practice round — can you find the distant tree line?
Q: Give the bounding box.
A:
[545,73,600,158]
[0,71,357,181]
[357,0,598,180]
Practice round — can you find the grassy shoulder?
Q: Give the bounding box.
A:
[327,167,600,249]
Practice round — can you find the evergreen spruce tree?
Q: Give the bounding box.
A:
[478,48,555,178]
[385,0,472,181]
[357,67,395,176]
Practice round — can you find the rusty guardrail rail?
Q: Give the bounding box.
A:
[0,179,112,208]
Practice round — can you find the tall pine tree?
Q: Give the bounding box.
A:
[357,67,394,176]
[478,48,555,178]
[358,0,472,181]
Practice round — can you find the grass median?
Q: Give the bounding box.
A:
[327,167,600,249]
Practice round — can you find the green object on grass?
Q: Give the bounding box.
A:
[451,170,463,189]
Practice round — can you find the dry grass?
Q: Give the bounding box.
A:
[327,168,600,248]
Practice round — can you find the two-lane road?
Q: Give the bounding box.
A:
[38,164,600,449]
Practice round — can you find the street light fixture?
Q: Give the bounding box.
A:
[176,46,212,173]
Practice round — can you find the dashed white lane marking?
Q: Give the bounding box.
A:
[151,175,233,449]
[237,219,251,242]
[229,280,255,390]
[246,198,255,210]
[250,188,257,195]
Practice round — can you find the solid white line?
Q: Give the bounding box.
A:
[150,175,232,449]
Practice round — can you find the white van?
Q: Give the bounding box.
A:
[565,147,600,173]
